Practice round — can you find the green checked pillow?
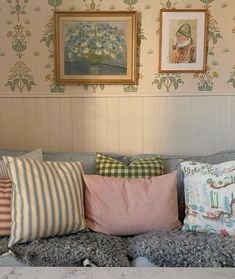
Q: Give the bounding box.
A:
[96,153,165,178]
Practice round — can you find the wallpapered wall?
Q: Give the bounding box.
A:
[0,0,235,95]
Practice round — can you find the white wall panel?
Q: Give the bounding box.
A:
[23,99,37,150]
[47,98,61,152]
[202,97,217,155]
[0,95,235,156]
[0,99,12,149]
[59,98,73,152]
[72,98,85,152]
[129,98,144,154]
[230,97,235,150]
[143,98,155,154]
[177,97,193,155]
[35,99,49,151]
[153,97,167,154]
[119,98,131,155]
[190,97,204,155]
[95,98,106,152]
[83,98,97,152]
[215,96,231,153]
[10,98,24,150]
[106,98,120,153]
[165,97,179,155]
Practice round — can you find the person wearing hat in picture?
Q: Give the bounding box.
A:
[170,23,196,64]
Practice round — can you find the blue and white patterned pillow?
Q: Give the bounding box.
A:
[181,160,235,236]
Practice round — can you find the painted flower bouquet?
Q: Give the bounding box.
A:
[64,22,126,65]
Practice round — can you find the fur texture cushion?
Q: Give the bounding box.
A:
[11,231,130,267]
[127,230,235,267]
[4,230,235,267]
[0,237,9,255]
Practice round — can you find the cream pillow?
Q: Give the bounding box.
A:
[3,156,86,247]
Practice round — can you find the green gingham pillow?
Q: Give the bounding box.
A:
[96,153,165,178]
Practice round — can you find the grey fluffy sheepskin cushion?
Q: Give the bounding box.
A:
[11,231,130,267]
[7,230,235,267]
[128,230,235,267]
[0,237,9,255]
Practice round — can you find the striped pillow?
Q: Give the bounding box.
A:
[0,148,43,178]
[3,156,86,247]
[0,178,12,236]
[0,161,9,178]
[96,153,165,178]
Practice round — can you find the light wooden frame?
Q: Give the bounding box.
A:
[54,11,137,84]
[159,9,208,73]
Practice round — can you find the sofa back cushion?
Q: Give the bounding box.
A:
[84,172,181,236]
[96,153,165,178]
[3,156,86,246]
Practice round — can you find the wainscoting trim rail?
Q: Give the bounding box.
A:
[0,92,234,98]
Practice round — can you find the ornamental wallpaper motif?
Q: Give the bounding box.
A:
[0,0,235,94]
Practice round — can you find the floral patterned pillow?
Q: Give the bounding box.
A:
[181,160,235,236]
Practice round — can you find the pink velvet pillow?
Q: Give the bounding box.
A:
[84,171,181,236]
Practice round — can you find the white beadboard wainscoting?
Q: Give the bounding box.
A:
[0,94,234,156]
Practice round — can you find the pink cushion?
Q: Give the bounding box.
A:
[0,178,12,236]
[84,171,181,236]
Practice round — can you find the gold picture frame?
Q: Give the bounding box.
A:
[159,9,208,73]
[54,11,137,84]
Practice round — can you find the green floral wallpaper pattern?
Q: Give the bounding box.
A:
[0,0,235,94]
[4,0,36,93]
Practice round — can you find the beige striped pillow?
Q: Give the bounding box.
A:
[0,178,12,236]
[3,156,86,247]
[0,162,9,178]
[0,148,43,178]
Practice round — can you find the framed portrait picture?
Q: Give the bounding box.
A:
[54,11,137,84]
[159,9,208,73]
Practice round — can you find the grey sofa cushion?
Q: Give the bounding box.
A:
[11,231,130,267]
[0,150,27,158]
[128,230,235,267]
[44,152,129,174]
[130,153,188,173]
[0,252,28,267]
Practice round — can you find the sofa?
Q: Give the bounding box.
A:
[0,149,235,267]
